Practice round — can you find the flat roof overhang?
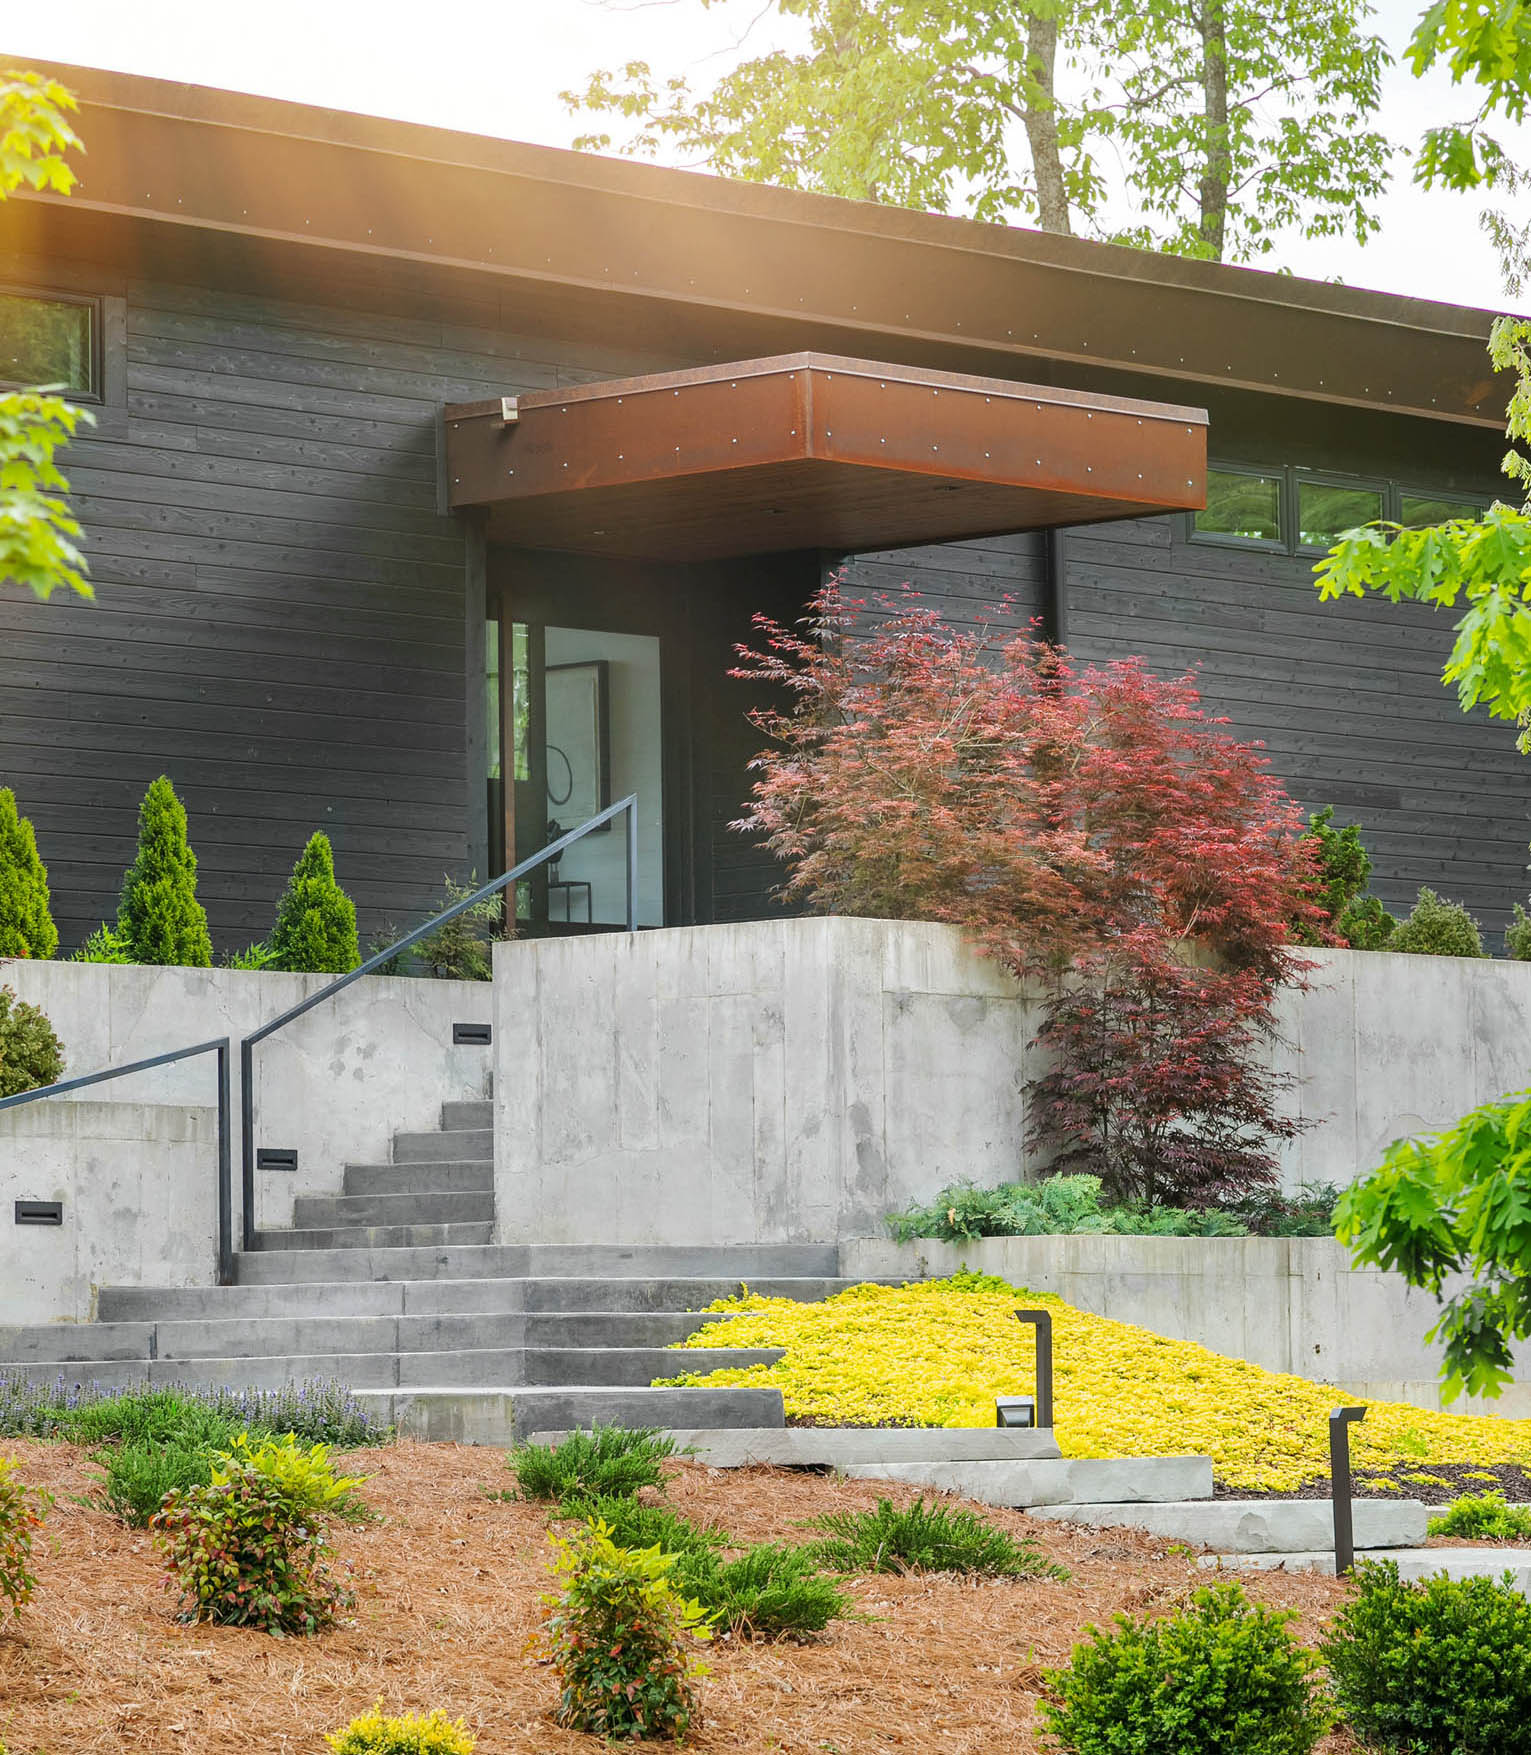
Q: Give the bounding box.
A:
[446,354,1207,562]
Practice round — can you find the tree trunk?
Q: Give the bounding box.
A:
[1197,0,1230,259]
[1021,9,1072,235]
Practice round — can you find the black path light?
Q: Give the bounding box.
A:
[1007,1308,1055,1430]
[1330,1405,1367,1575]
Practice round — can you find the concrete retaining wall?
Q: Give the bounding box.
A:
[0,1099,216,1323]
[0,960,493,1237]
[841,1233,1531,1417]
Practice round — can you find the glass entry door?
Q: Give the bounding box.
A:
[497,619,665,931]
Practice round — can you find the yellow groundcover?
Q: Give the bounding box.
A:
[655,1273,1531,1492]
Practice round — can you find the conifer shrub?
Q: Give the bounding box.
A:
[1322,1559,1531,1754]
[268,832,360,974]
[509,1425,675,1503]
[1507,902,1531,961]
[536,1520,711,1740]
[0,1455,52,1620]
[0,985,63,1098]
[89,1438,213,1528]
[116,776,212,966]
[1388,886,1486,957]
[1042,1583,1328,1755]
[809,1497,1065,1579]
[327,1704,475,1755]
[0,788,57,960]
[72,921,132,962]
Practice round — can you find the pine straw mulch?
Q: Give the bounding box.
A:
[0,1438,1368,1755]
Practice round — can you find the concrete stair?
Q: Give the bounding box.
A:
[0,1094,845,1437]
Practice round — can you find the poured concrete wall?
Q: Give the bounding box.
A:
[842,1233,1531,1418]
[0,960,492,1236]
[0,1099,216,1324]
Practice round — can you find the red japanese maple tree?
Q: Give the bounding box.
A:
[733,581,1317,1205]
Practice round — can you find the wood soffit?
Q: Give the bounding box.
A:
[0,59,1510,429]
[444,353,1208,562]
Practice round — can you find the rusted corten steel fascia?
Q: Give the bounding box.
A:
[0,58,1507,429]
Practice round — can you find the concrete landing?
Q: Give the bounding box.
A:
[839,1456,1212,1507]
[1030,1497,1429,1552]
[1202,1547,1531,1592]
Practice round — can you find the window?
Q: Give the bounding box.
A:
[1297,479,1385,549]
[1399,492,1484,529]
[1195,468,1283,544]
[0,289,98,398]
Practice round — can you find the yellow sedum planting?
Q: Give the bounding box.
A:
[655,1275,1531,1492]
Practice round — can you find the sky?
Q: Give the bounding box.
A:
[6,0,1527,314]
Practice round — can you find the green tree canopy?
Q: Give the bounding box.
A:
[566,0,1391,261]
[0,788,58,960]
[268,832,361,975]
[115,777,212,967]
[0,69,91,602]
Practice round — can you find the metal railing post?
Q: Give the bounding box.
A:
[1331,1405,1366,1575]
[1014,1308,1055,1429]
[626,797,639,932]
[216,1039,233,1286]
[240,1037,255,1253]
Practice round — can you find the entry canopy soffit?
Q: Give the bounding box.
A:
[446,353,1207,562]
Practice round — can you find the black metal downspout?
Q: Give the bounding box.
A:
[1041,528,1068,647]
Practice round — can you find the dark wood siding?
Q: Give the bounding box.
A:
[0,266,687,953]
[836,532,1049,640]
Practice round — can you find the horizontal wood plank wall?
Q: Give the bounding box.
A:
[0,267,688,953]
[1062,515,1531,943]
[836,533,1049,637]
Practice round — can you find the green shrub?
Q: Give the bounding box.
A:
[0,985,63,1098]
[0,788,57,960]
[1339,893,1398,950]
[810,1497,1065,1579]
[152,1467,352,1635]
[115,775,212,967]
[72,921,132,963]
[372,875,502,982]
[537,1520,710,1740]
[0,1377,390,1447]
[1507,903,1531,961]
[1042,1582,1328,1755]
[0,1455,52,1620]
[89,1437,213,1528]
[678,1542,851,1641]
[569,1495,726,1558]
[1388,886,1486,957]
[510,1425,675,1503]
[1428,1490,1531,1541]
[268,832,360,974]
[64,1387,242,1452]
[225,939,276,971]
[327,1704,475,1754]
[210,1431,371,1521]
[1323,1559,1531,1753]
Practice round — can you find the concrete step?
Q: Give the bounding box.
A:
[233,1243,842,1284]
[1028,1498,1430,1552]
[291,1191,496,1230]
[248,1222,496,1253]
[342,1160,494,1196]
[99,1274,866,1321]
[441,1100,492,1131]
[548,1427,1066,1467]
[393,1128,493,1163]
[838,1456,1213,1508]
[358,1383,787,1443]
[0,1322,156,1363]
[1203,1548,1531,1594]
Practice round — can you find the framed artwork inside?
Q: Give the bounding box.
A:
[544,659,611,831]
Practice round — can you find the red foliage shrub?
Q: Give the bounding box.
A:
[733,582,1316,1205]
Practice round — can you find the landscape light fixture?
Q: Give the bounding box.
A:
[995,1395,1036,1429]
[1330,1405,1367,1575]
[1013,1308,1055,1429]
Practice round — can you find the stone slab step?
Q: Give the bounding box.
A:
[233,1243,842,1284]
[342,1161,494,1197]
[534,1427,1065,1466]
[839,1456,1213,1507]
[1202,1547,1531,1593]
[356,1383,787,1443]
[1028,1497,1429,1552]
[441,1101,492,1131]
[99,1275,866,1321]
[291,1191,495,1229]
[249,1222,496,1252]
[393,1128,493,1164]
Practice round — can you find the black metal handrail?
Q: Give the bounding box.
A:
[237,793,640,1250]
[0,1037,235,1285]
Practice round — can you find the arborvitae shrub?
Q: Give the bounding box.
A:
[1042,1583,1328,1755]
[1389,886,1486,957]
[1337,893,1398,950]
[0,985,63,1098]
[0,1455,52,1620]
[116,776,212,967]
[268,832,360,974]
[0,788,57,960]
[1322,1559,1531,1754]
[326,1705,476,1755]
[1507,902,1531,960]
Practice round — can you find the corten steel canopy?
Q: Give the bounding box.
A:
[446,354,1208,562]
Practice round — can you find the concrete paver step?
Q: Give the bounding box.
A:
[1028,1497,1429,1551]
[839,1456,1213,1507]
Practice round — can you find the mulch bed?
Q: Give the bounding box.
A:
[1216,1462,1531,1504]
[0,1438,1374,1754]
